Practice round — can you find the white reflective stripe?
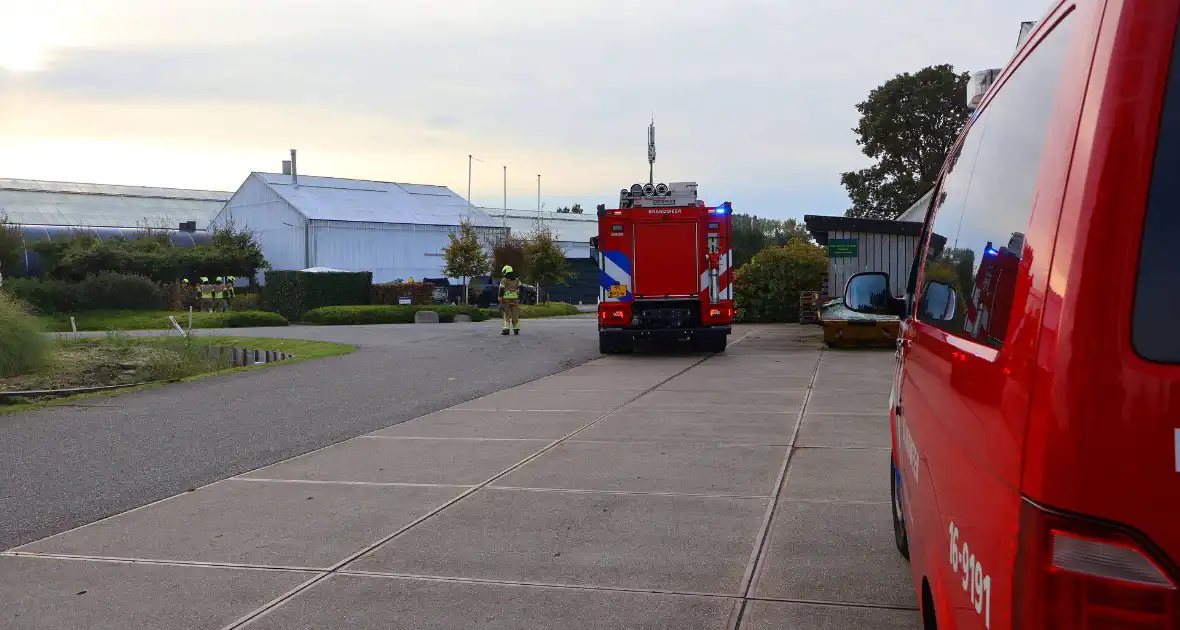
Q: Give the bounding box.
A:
[603,255,631,289]
[700,250,733,291]
[718,285,731,300]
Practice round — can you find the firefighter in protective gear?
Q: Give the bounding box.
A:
[214,277,227,313]
[198,277,214,312]
[498,265,521,335]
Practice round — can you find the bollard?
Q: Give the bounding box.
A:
[169,316,188,338]
[70,316,77,338]
[188,306,193,331]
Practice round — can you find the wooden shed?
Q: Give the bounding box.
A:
[804,215,925,299]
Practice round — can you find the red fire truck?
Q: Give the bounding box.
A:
[591,181,734,354]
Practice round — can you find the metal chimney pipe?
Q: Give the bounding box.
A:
[289,149,298,187]
[282,160,292,175]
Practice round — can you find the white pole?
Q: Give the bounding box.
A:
[537,174,541,212]
[467,155,473,208]
[503,165,507,220]
[70,316,77,338]
[188,306,193,330]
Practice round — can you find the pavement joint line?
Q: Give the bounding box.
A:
[743,595,921,611]
[0,551,326,573]
[775,498,892,506]
[793,444,891,451]
[483,486,775,500]
[221,348,718,630]
[355,435,550,442]
[729,347,825,630]
[227,478,477,489]
[560,438,793,447]
[447,408,609,412]
[333,569,744,600]
[620,408,801,415]
[801,412,892,418]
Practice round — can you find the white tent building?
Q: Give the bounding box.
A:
[210,171,505,283]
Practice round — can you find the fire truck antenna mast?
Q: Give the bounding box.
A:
[647,117,656,186]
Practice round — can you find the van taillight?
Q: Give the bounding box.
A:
[1016,499,1178,629]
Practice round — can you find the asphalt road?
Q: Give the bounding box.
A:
[0,316,600,550]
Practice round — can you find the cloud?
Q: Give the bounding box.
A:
[1,0,1045,217]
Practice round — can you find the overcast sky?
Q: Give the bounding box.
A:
[0,0,1043,220]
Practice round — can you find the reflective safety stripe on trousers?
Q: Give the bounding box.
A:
[503,291,519,300]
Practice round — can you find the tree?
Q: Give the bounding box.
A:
[841,64,970,219]
[731,214,811,269]
[488,231,528,280]
[732,240,828,322]
[570,203,584,214]
[442,218,489,305]
[523,225,571,303]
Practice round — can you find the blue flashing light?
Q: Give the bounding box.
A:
[984,247,999,256]
[713,201,732,215]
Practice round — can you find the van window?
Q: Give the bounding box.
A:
[1133,21,1180,363]
[918,15,1075,348]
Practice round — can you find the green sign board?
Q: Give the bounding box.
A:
[828,238,859,258]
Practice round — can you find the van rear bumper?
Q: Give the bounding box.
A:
[600,326,731,341]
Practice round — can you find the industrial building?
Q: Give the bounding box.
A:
[0,177,230,276]
[210,169,506,284]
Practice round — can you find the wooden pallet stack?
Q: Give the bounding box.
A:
[798,291,821,325]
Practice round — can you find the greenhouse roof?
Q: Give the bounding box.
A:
[0,178,230,229]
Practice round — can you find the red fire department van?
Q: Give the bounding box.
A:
[592,181,734,354]
[843,0,1180,627]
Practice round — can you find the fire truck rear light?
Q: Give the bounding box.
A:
[600,309,625,320]
[709,308,721,317]
[1052,531,1175,588]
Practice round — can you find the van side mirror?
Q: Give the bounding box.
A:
[918,280,958,322]
[845,272,905,317]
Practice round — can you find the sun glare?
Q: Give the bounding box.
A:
[0,9,61,73]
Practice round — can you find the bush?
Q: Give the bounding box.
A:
[733,241,828,322]
[303,305,488,325]
[2,273,164,313]
[224,311,289,328]
[81,272,165,310]
[228,293,260,311]
[371,282,434,306]
[494,303,580,319]
[0,292,49,377]
[261,270,372,321]
[2,277,82,314]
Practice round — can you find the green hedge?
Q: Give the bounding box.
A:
[487,302,581,319]
[303,305,489,325]
[2,273,165,314]
[261,270,372,321]
[224,311,289,327]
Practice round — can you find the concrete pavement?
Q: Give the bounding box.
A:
[2,324,918,629]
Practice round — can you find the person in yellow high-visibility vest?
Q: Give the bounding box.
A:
[224,276,236,312]
[213,277,227,313]
[198,277,214,312]
[498,265,522,336]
